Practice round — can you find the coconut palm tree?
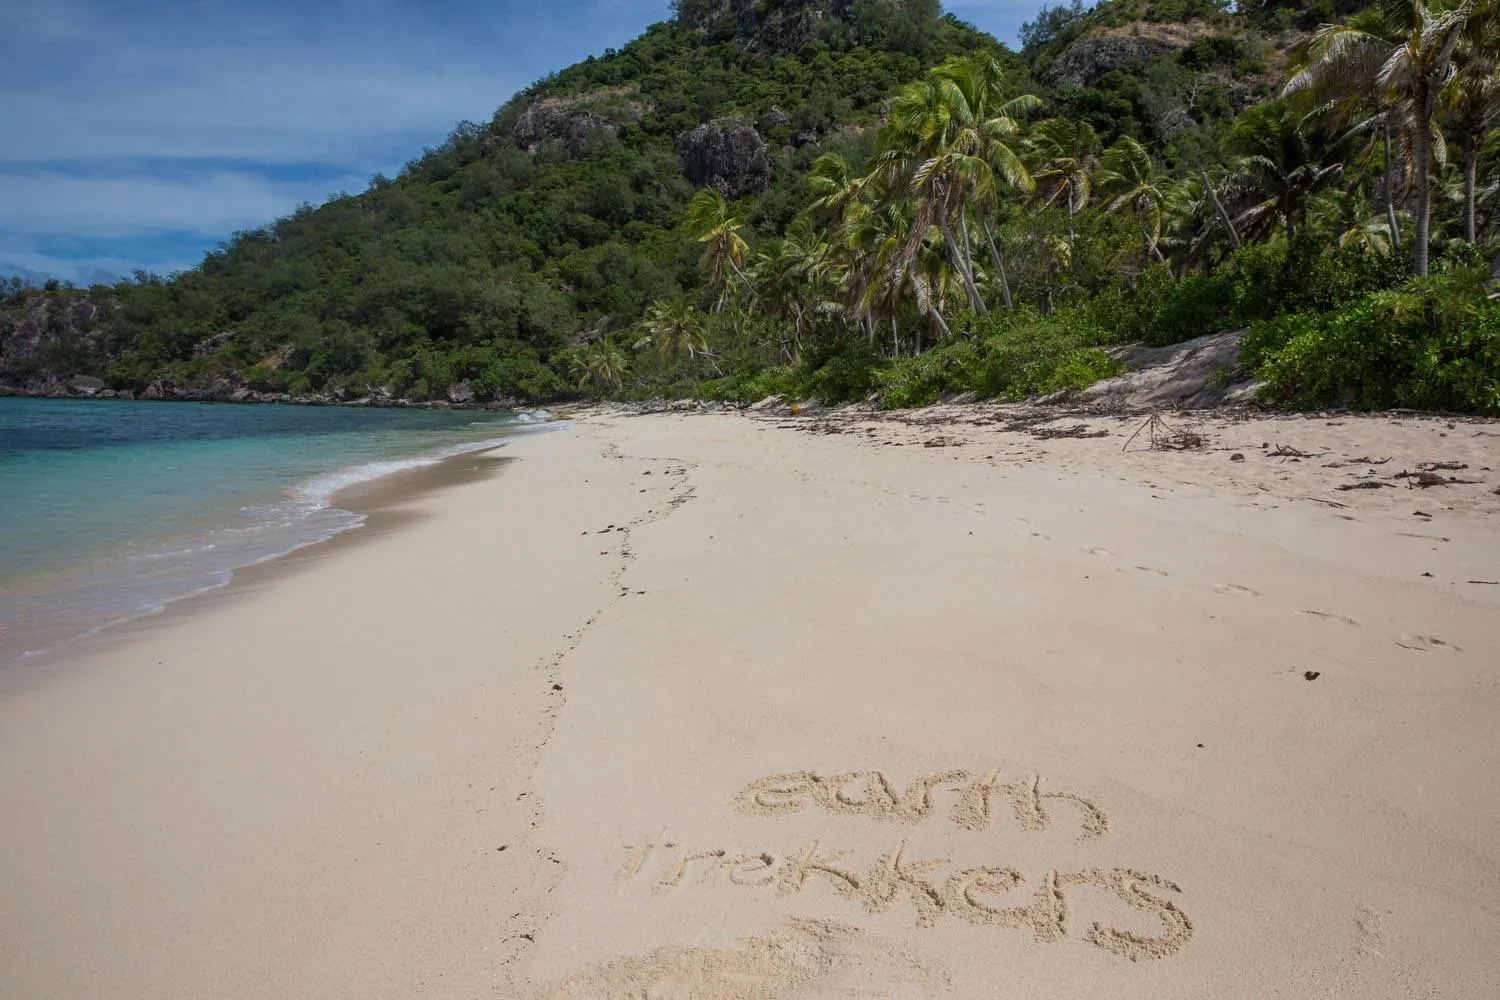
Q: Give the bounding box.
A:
[1445,11,1500,243]
[683,188,756,309]
[805,151,869,224]
[572,340,630,391]
[1096,137,1172,263]
[1028,117,1100,242]
[750,219,839,356]
[1286,0,1475,275]
[1223,101,1346,241]
[872,76,991,313]
[635,300,710,363]
[929,52,1042,310]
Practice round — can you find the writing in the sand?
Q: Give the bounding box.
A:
[619,830,1190,963]
[734,769,1109,840]
[619,767,1192,962]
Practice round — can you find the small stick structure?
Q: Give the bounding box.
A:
[1121,411,1205,452]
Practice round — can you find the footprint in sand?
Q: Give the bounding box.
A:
[1084,547,1114,557]
[1300,609,1360,627]
[1118,564,1169,577]
[1215,583,1261,597]
[1396,634,1463,653]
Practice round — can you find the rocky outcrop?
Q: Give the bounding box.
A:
[677,0,857,53]
[495,88,650,154]
[1052,36,1167,86]
[0,293,110,381]
[676,119,773,199]
[511,105,618,153]
[1076,330,1262,410]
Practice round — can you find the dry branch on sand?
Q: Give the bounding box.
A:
[1121,412,1205,452]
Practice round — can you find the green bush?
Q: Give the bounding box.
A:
[1095,238,1410,348]
[1243,270,1500,413]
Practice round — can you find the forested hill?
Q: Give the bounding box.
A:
[5,0,1499,413]
[1,0,999,403]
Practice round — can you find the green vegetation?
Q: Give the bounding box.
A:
[4,0,1500,414]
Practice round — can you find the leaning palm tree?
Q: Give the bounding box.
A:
[1096,137,1171,263]
[1028,117,1100,242]
[1286,0,1475,275]
[683,188,756,310]
[872,76,991,313]
[930,52,1042,309]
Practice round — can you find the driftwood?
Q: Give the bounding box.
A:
[1122,412,1205,452]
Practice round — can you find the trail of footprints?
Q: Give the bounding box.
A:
[1040,534,1461,657]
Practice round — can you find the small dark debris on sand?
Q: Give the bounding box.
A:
[1396,470,1482,487]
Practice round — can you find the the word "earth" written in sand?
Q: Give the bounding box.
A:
[618,831,1191,962]
[735,769,1109,840]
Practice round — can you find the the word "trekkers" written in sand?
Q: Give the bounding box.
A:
[618,831,1192,962]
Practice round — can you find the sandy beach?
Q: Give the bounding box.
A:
[2,404,1498,999]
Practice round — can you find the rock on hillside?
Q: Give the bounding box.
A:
[677,118,773,198]
[0,293,109,384]
[676,0,857,52]
[493,87,650,154]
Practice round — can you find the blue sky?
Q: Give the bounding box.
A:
[1,0,1046,284]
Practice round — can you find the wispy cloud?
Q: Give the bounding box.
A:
[0,167,364,238]
[0,0,676,280]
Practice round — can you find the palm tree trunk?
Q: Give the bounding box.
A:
[1412,118,1432,277]
[1463,137,1479,245]
[940,216,985,314]
[980,221,1013,310]
[891,316,899,356]
[1148,231,1168,265]
[1384,122,1402,247]
[1199,169,1241,251]
[957,208,989,314]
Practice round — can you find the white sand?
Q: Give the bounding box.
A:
[2,407,1497,999]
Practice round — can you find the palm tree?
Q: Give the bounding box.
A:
[1028,117,1100,242]
[572,340,630,391]
[929,53,1042,309]
[683,188,756,309]
[1096,137,1171,263]
[1286,0,1475,275]
[873,76,991,313]
[750,219,838,356]
[1223,101,1346,241]
[1445,10,1500,243]
[805,152,869,223]
[635,300,710,363]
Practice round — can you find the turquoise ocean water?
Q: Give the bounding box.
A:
[0,398,549,663]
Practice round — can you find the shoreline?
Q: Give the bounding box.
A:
[1,406,1497,998]
[0,445,521,692]
[0,409,558,670]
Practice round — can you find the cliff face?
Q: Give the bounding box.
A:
[676,118,774,198]
[0,293,111,392]
[675,0,858,51]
